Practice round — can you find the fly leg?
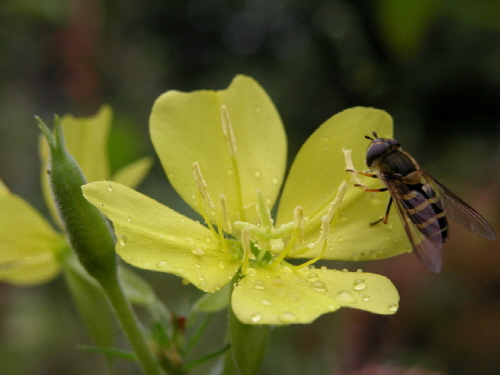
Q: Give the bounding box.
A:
[370,196,393,225]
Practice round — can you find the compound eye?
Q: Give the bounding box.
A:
[366,142,388,166]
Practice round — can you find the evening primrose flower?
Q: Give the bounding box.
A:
[0,106,152,285]
[83,76,407,325]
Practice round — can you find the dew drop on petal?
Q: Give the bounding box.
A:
[278,311,296,323]
[126,215,131,222]
[272,177,279,185]
[289,293,300,302]
[254,169,262,178]
[306,272,320,282]
[335,290,356,303]
[272,277,283,286]
[276,289,287,297]
[253,280,266,290]
[310,280,328,293]
[261,298,272,306]
[246,267,257,276]
[192,247,205,256]
[117,234,127,247]
[107,185,113,192]
[353,279,367,291]
[157,261,169,269]
[388,303,399,312]
[250,312,262,323]
[218,261,226,269]
[362,295,370,302]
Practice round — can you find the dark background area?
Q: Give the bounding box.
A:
[1,1,500,374]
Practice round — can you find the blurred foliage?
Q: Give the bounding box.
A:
[1,1,500,374]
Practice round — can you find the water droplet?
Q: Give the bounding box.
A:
[356,269,363,273]
[233,282,243,290]
[306,272,319,282]
[320,266,328,272]
[342,269,348,273]
[117,234,127,247]
[253,280,266,290]
[337,237,344,242]
[272,177,280,185]
[276,289,287,297]
[353,279,367,291]
[272,277,283,286]
[195,263,201,269]
[261,298,272,306]
[254,169,262,178]
[388,303,398,312]
[278,311,296,323]
[192,247,205,256]
[197,273,205,281]
[362,295,370,302]
[351,253,360,261]
[250,312,262,323]
[289,293,300,302]
[157,261,169,269]
[107,185,113,192]
[335,290,356,303]
[126,215,131,222]
[282,266,293,274]
[310,280,328,293]
[218,261,226,269]
[246,267,257,276]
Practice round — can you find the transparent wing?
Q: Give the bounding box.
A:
[421,171,496,240]
[382,177,443,273]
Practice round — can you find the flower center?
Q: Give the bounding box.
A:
[191,105,347,275]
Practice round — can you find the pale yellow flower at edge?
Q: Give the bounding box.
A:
[83,75,408,325]
[0,106,153,285]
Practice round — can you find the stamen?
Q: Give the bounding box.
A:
[324,181,347,223]
[293,205,305,244]
[256,189,274,230]
[192,162,215,208]
[219,194,232,234]
[220,105,245,221]
[241,227,253,275]
[294,216,330,269]
[343,148,365,187]
[220,105,237,157]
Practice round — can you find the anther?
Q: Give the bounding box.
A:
[192,162,215,208]
[219,194,232,234]
[293,205,305,244]
[324,181,347,223]
[220,105,237,157]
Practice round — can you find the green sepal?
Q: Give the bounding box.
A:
[78,345,137,361]
[191,282,231,313]
[63,253,115,349]
[227,307,271,375]
[37,115,117,283]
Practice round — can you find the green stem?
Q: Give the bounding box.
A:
[103,273,165,375]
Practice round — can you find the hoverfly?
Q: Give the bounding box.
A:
[346,132,496,272]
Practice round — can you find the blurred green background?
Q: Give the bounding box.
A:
[1,1,500,374]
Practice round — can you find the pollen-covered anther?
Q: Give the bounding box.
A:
[343,148,365,187]
[293,205,305,244]
[220,105,237,157]
[219,194,232,234]
[324,181,348,223]
[192,161,215,208]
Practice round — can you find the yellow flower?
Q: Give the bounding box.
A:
[0,106,152,285]
[83,76,406,325]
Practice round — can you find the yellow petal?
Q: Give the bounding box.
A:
[82,181,241,292]
[231,264,399,325]
[277,107,410,260]
[150,75,286,224]
[111,156,154,189]
[0,182,63,285]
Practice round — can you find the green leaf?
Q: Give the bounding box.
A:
[78,345,137,361]
[181,343,230,372]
